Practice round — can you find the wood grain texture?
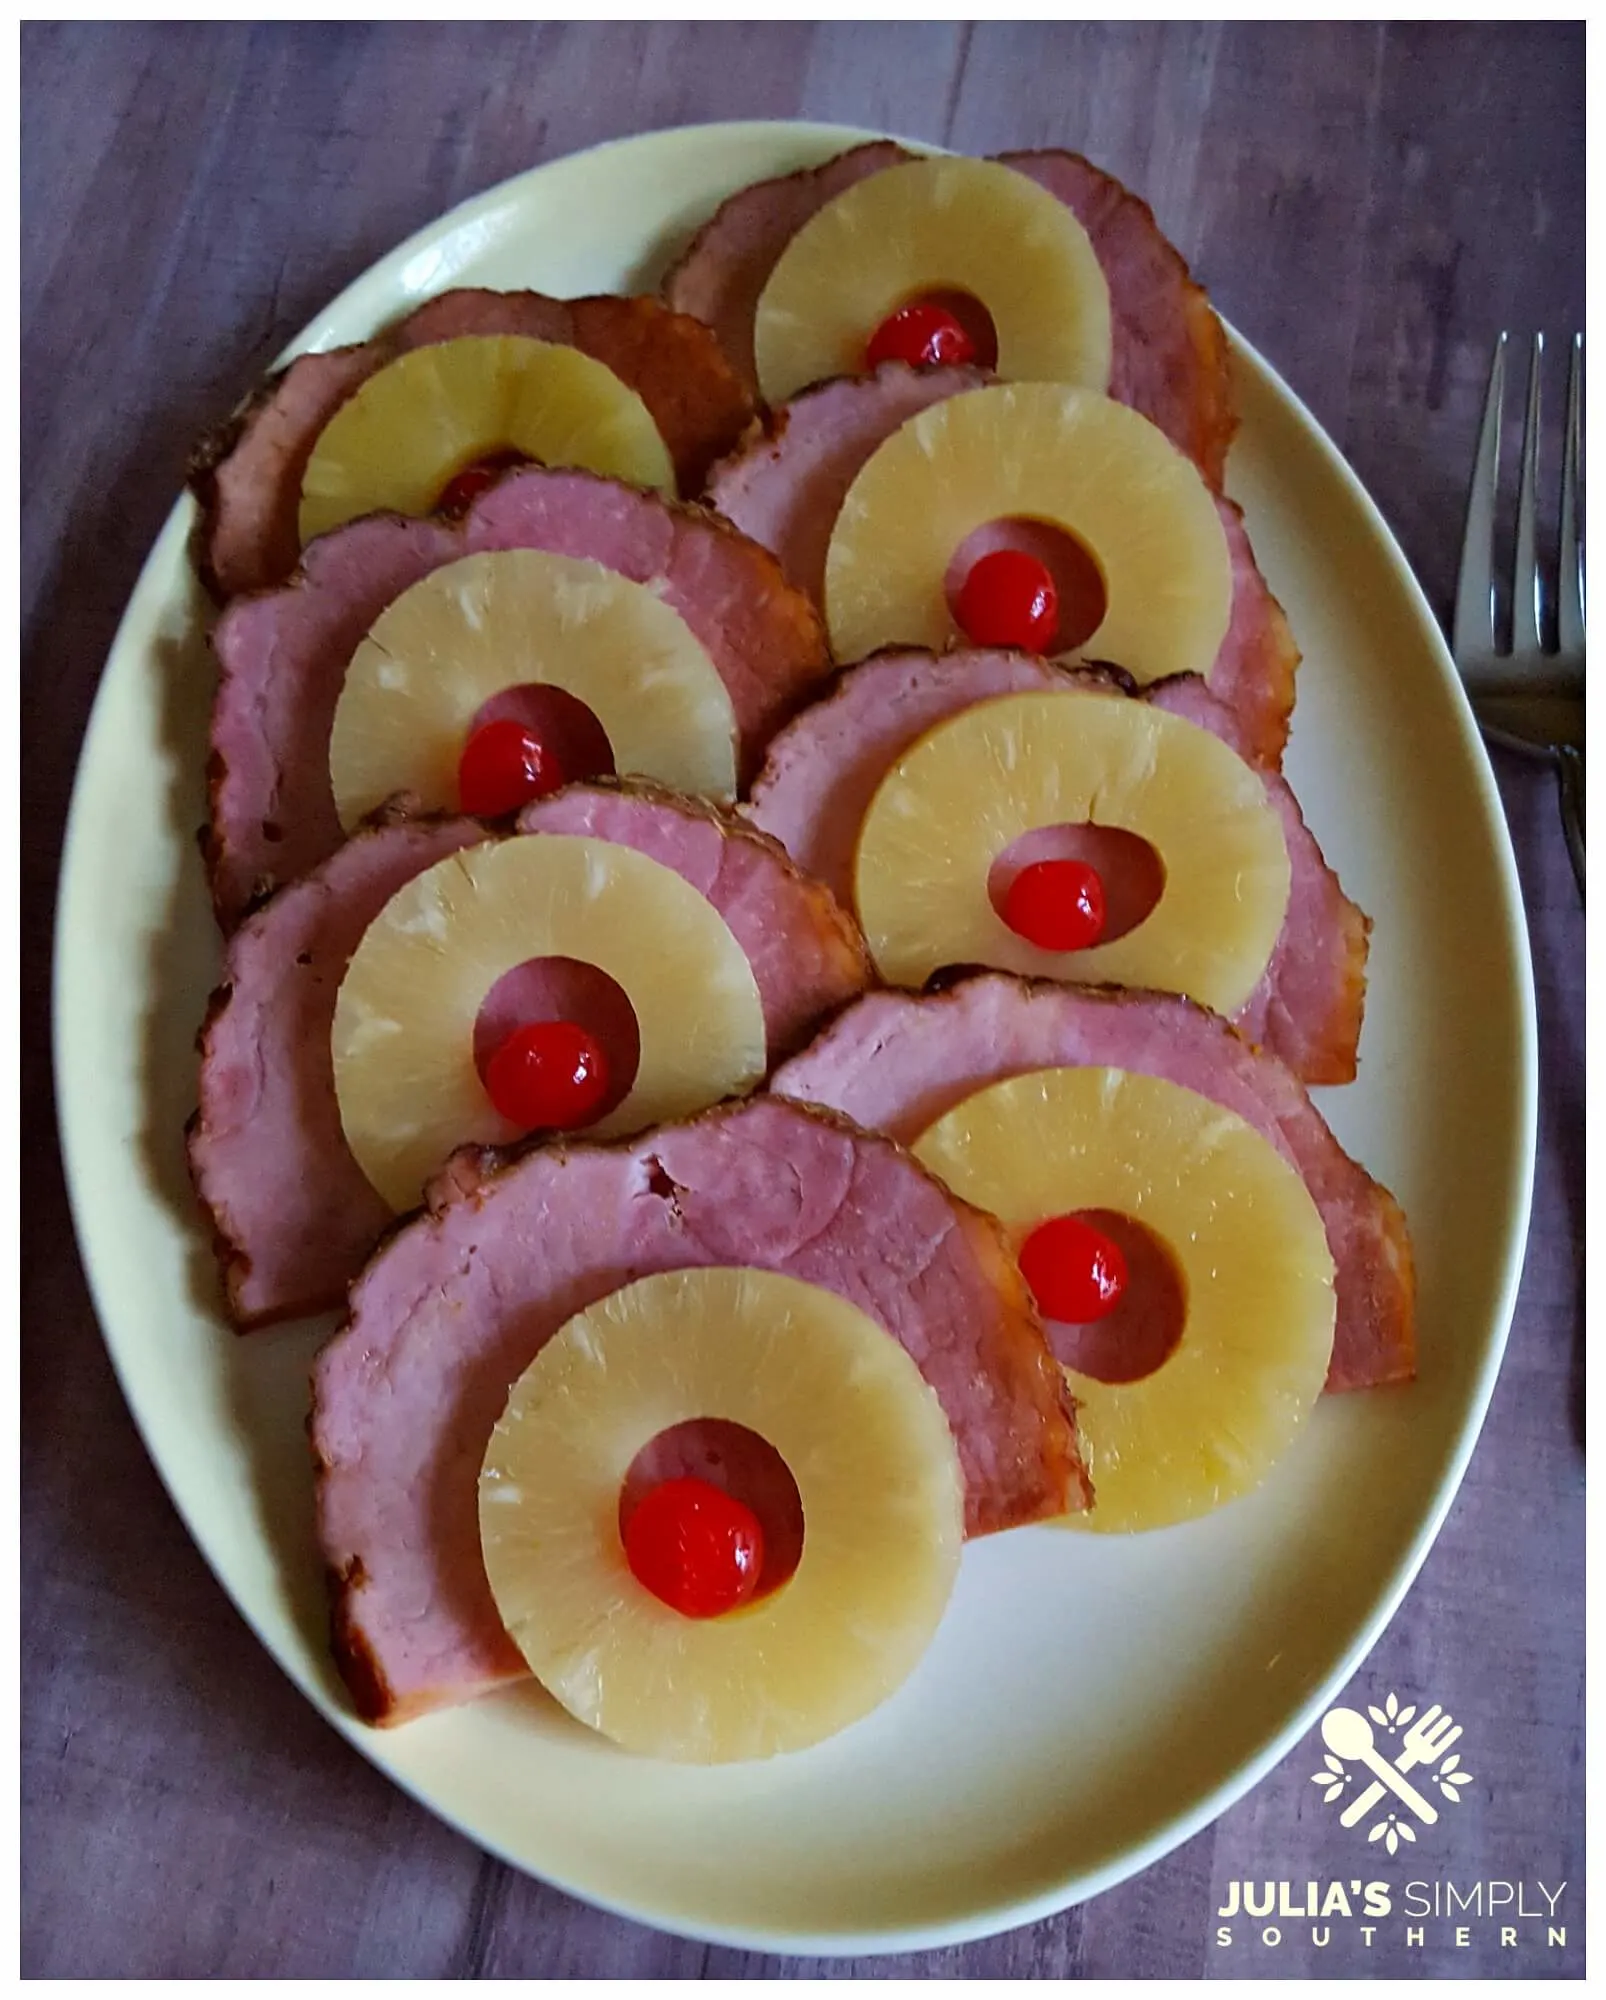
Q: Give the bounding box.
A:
[22,20,1583,1979]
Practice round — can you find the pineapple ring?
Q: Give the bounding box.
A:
[298,336,675,544]
[479,1266,965,1762]
[753,157,1112,405]
[329,551,739,829]
[854,690,1290,1018]
[824,383,1231,678]
[913,1068,1336,1533]
[332,836,765,1211]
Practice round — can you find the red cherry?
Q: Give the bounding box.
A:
[623,1475,766,1618]
[458,719,568,817]
[436,448,532,516]
[1019,1213,1129,1324]
[1001,858,1106,952]
[955,549,1060,652]
[484,1020,611,1132]
[866,301,977,372]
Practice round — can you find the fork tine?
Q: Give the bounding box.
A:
[1512,333,1545,655]
[1454,333,1506,659]
[1558,333,1585,656]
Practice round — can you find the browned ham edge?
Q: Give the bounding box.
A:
[188,788,871,1332]
[664,141,1235,484]
[311,1094,1088,1724]
[203,466,830,931]
[189,289,757,599]
[770,975,1416,1395]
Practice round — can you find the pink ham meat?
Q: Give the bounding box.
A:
[664,142,1235,484]
[189,787,871,1332]
[189,289,757,598]
[187,814,484,1329]
[706,365,1297,764]
[311,1093,1088,1724]
[744,649,1368,1085]
[770,975,1416,1395]
[515,781,870,1050]
[204,466,830,930]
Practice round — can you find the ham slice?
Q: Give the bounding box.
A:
[706,365,1296,764]
[770,975,1416,1394]
[204,467,829,930]
[188,814,484,1330]
[744,649,1367,1084]
[189,789,871,1331]
[311,1093,1088,1724]
[189,289,756,598]
[664,141,1234,484]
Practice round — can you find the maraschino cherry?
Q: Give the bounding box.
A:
[866,301,977,372]
[457,718,568,818]
[436,448,532,516]
[623,1476,765,1618]
[484,1020,611,1132]
[1001,857,1106,952]
[954,548,1060,652]
[1019,1213,1129,1324]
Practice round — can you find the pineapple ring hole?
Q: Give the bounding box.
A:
[471,956,639,1123]
[987,823,1165,945]
[619,1418,805,1601]
[1032,1209,1186,1386]
[898,287,999,370]
[466,684,616,797]
[944,517,1108,653]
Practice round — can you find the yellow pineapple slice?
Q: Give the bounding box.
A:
[824,383,1231,677]
[753,157,1112,404]
[332,836,765,1211]
[479,1266,965,1762]
[913,1068,1335,1532]
[329,551,738,828]
[298,336,675,544]
[854,690,1289,1017]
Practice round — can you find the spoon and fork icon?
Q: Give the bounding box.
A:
[1321,1705,1463,1828]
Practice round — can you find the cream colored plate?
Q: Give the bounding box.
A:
[52,122,1536,1954]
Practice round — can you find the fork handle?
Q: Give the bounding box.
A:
[1558,746,1585,903]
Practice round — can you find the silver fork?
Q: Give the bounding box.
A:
[1453,332,1585,898]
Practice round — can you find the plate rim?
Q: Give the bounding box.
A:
[49,117,1539,1957]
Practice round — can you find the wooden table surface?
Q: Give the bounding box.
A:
[22,22,1584,1979]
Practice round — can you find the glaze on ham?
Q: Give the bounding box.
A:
[188,788,871,1331]
[664,141,1234,484]
[770,975,1416,1394]
[745,649,1368,1084]
[312,1094,1089,1724]
[189,289,756,598]
[706,365,1297,764]
[204,467,830,930]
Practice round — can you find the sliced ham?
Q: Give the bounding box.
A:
[204,467,829,930]
[770,975,1416,1394]
[665,141,1234,483]
[706,366,1296,763]
[189,290,756,598]
[311,1093,1088,1724]
[188,814,484,1330]
[1145,675,1367,1085]
[189,790,871,1332]
[744,649,1367,1084]
[515,781,870,1052]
